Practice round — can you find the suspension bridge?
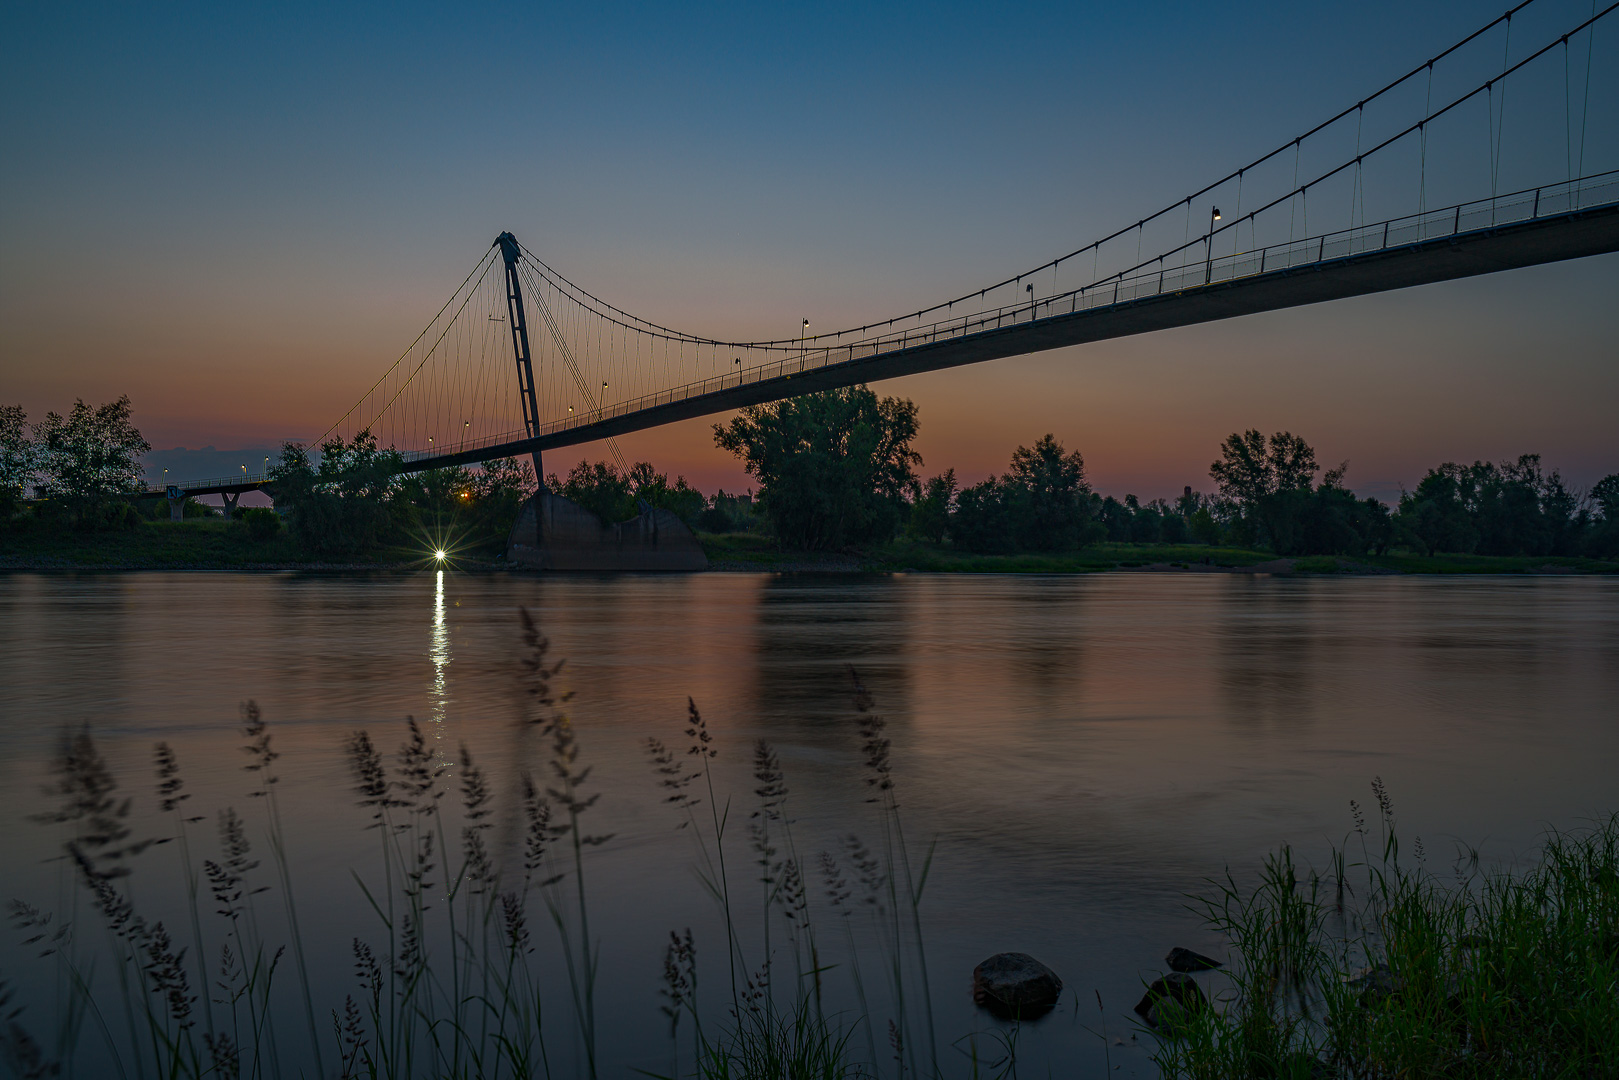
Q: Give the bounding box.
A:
[152,0,1619,510]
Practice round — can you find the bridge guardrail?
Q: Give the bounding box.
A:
[390,170,1619,467]
[152,170,1619,488]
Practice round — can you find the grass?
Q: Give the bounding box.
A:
[0,612,950,1080]
[698,535,1278,573]
[1361,552,1619,575]
[700,535,1619,575]
[0,519,434,570]
[7,521,1615,575]
[1152,784,1619,1079]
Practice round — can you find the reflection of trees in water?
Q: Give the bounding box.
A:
[994,583,1087,708]
[749,576,913,740]
[1216,580,1317,728]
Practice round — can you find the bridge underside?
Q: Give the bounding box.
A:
[415,199,1619,475]
[146,197,1619,500]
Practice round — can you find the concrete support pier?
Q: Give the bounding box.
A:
[506,491,708,571]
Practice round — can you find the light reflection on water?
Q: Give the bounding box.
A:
[0,571,1616,1078]
[430,567,450,731]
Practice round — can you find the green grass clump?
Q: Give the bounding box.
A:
[0,518,428,569]
[1154,784,1619,1079]
[1363,552,1619,575]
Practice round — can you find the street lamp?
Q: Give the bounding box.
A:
[1026,282,1034,317]
[1204,206,1223,282]
[800,318,810,357]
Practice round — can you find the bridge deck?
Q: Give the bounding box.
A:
[148,186,1619,497]
[414,194,1619,475]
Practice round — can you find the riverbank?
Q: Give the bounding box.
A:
[704,534,1619,575]
[4,520,1617,573]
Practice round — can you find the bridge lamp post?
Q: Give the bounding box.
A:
[801,318,809,357]
[1205,207,1223,283]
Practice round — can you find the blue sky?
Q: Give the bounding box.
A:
[3,0,1616,499]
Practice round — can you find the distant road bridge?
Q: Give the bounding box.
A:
[148,0,1619,502]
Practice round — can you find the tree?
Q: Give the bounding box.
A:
[1006,434,1095,549]
[1588,473,1619,558]
[714,387,921,550]
[28,396,150,530]
[1395,455,1585,557]
[1209,429,1318,505]
[907,469,958,542]
[1209,430,1324,553]
[0,404,37,516]
[952,435,1102,552]
[549,460,704,525]
[267,431,405,554]
[34,396,150,499]
[1593,474,1619,520]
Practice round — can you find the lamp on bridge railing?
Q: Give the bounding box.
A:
[1205,207,1223,282]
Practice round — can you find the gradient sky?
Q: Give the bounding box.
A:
[3,0,1616,503]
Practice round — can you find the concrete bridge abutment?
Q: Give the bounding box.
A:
[506,491,707,571]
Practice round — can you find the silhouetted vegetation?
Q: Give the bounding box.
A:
[0,619,940,1080]
[546,459,706,526]
[714,386,921,550]
[1153,786,1619,1079]
[896,425,1615,564]
[267,433,535,556]
[6,393,1615,569]
[1397,455,1616,559]
[1,396,149,530]
[948,435,1105,553]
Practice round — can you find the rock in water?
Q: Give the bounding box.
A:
[1165,947,1223,973]
[1133,972,1208,1028]
[972,953,1063,1017]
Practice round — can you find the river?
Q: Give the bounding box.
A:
[1,571,1615,1078]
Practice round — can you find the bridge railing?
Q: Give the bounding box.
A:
[479,169,1619,446]
[157,170,1619,487]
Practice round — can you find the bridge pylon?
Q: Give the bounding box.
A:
[495,232,544,489]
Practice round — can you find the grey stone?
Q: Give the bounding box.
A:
[1133,972,1208,1028]
[971,953,1062,1017]
[1165,947,1222,973]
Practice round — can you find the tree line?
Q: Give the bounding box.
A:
[704,387,1619,559]
[6,392,1616,561]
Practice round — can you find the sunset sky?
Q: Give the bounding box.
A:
[3,0,1616,503]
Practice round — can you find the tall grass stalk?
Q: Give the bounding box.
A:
[1153,785,1619,1079]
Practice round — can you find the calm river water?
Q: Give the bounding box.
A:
[2,571,1616,1078]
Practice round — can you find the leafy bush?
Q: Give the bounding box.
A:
[240,506,282,541]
